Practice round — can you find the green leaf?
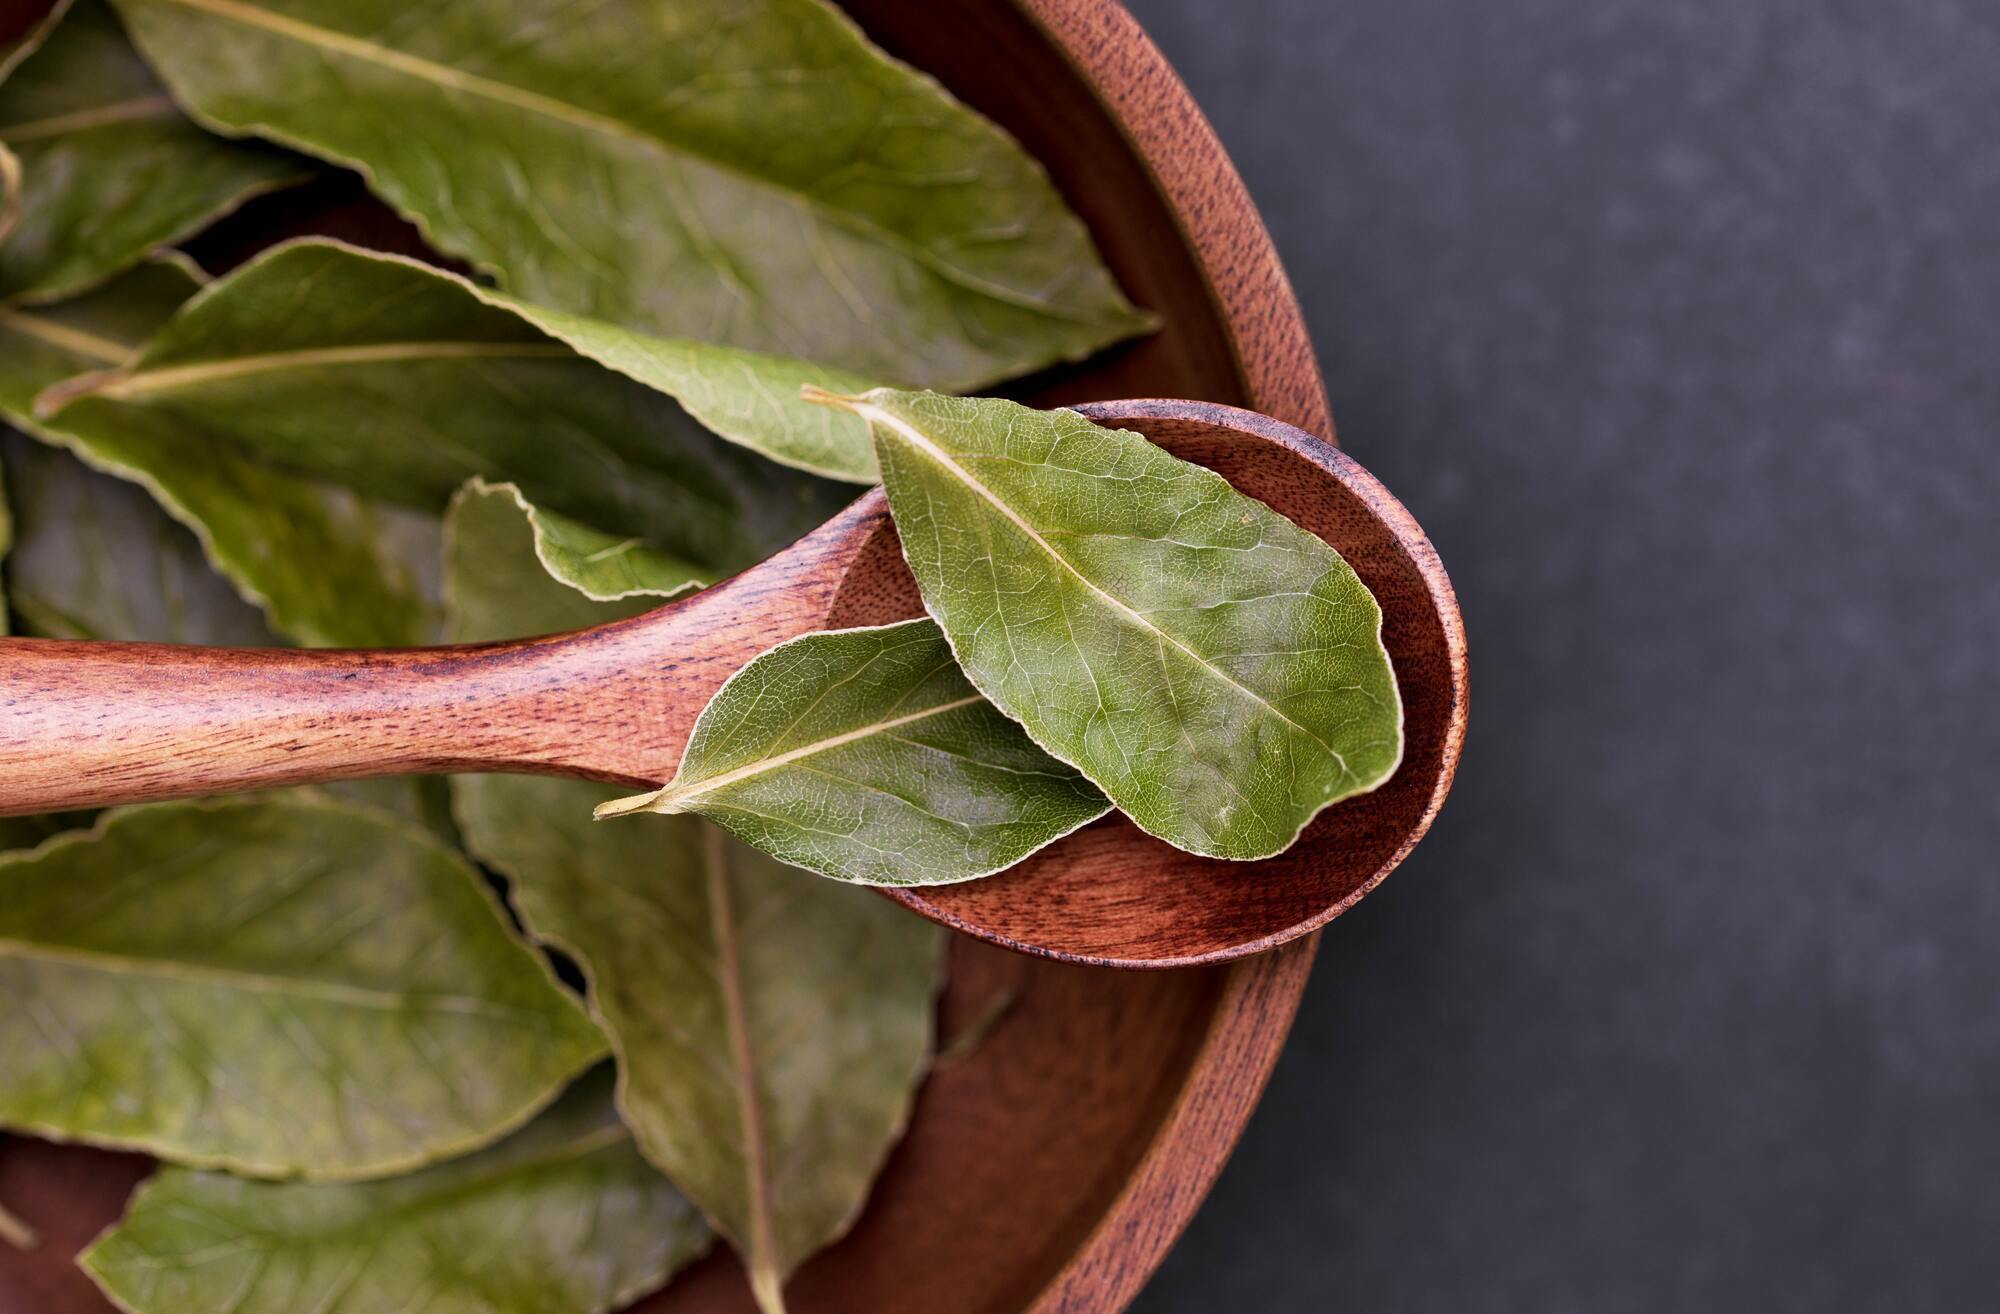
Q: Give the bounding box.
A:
[0,795,606,1179]
[0,142,17,246]
[0,256,436,646]
[445,478,698,643]
[107,0,1152,390]
[0,249,198,412]
[463,805,938,1314]
[0,428,10,634]
[0,0,71,81]
[0,0,303,305]
[82,1066,713,1314]
[447,517,942,1312]
[1,429,270,645]
[39,239,864,560]
[814,387,1406,861]
[598,618,1110,886]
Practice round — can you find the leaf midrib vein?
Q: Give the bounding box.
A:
[0,935,522,1016]
[150,0,1094,323]
[659,693,985,811]
[0,307,132,364]
[705,827,780,1296]
[0,94,179,143]
[67,340,577,402]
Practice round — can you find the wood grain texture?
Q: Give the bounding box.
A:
[0,2,1463,1313]
[0,495,885,812]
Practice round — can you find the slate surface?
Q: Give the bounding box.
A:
[1124,2,2000,1310]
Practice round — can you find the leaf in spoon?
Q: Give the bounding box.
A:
[105,0,1151,389]
[446,511,942,1313]
[812,387,1405,861]
[82,1065,713,1314]
[0,0,303,304]
[598,618,1111,886]
[0,795,606,1178]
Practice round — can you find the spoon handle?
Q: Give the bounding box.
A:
[0,496,886,816]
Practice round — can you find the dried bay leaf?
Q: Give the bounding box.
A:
[0,0,71,81]
[445,478,699,642]
[815,387,1406,861]
[599,618,1110,886]
[0,256,435,646]
[0,250,200,414]
[0,431,10,634]
[107,0,1151,389]
[39,240,865,563]
[446,499,941,1313]
[82,1066,713,1314]
[2,429,274,646]
[0,0,303,304]
[460,808,940,1314]
[0,795,606,1178]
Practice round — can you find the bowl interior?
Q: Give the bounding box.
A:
[0,3,1318,1313]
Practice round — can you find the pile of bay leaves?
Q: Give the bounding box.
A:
[0,1,1404,1311]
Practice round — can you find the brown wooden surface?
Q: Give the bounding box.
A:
[0,0,1464,1311]
[0,496,887,811]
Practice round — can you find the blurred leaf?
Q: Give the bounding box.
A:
[0,255,435,646]
[444,479,698,643]
[0,0,302,304]
[39,242,860,570]
[108,0,1151,389]
[821,387,1406,860]
[600,618,1109,885]
[0,0,71,81]
[0,427,9,633]
[2,429,269,645]
[0,795,606,1178]
[83,1066,711,1314]
[0,249,197,412]
[447,503,941,1313]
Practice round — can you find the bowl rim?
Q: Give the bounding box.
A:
[1011,3,1333,1310]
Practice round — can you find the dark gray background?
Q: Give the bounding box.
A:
[1122,2,2000,1311]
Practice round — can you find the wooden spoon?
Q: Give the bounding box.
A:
[0,400,1465,967]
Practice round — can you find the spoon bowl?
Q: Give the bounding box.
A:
[0,397,1462,966]
[855,400,1467,966]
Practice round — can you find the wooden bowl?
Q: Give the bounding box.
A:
[0,2,1466,1311]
